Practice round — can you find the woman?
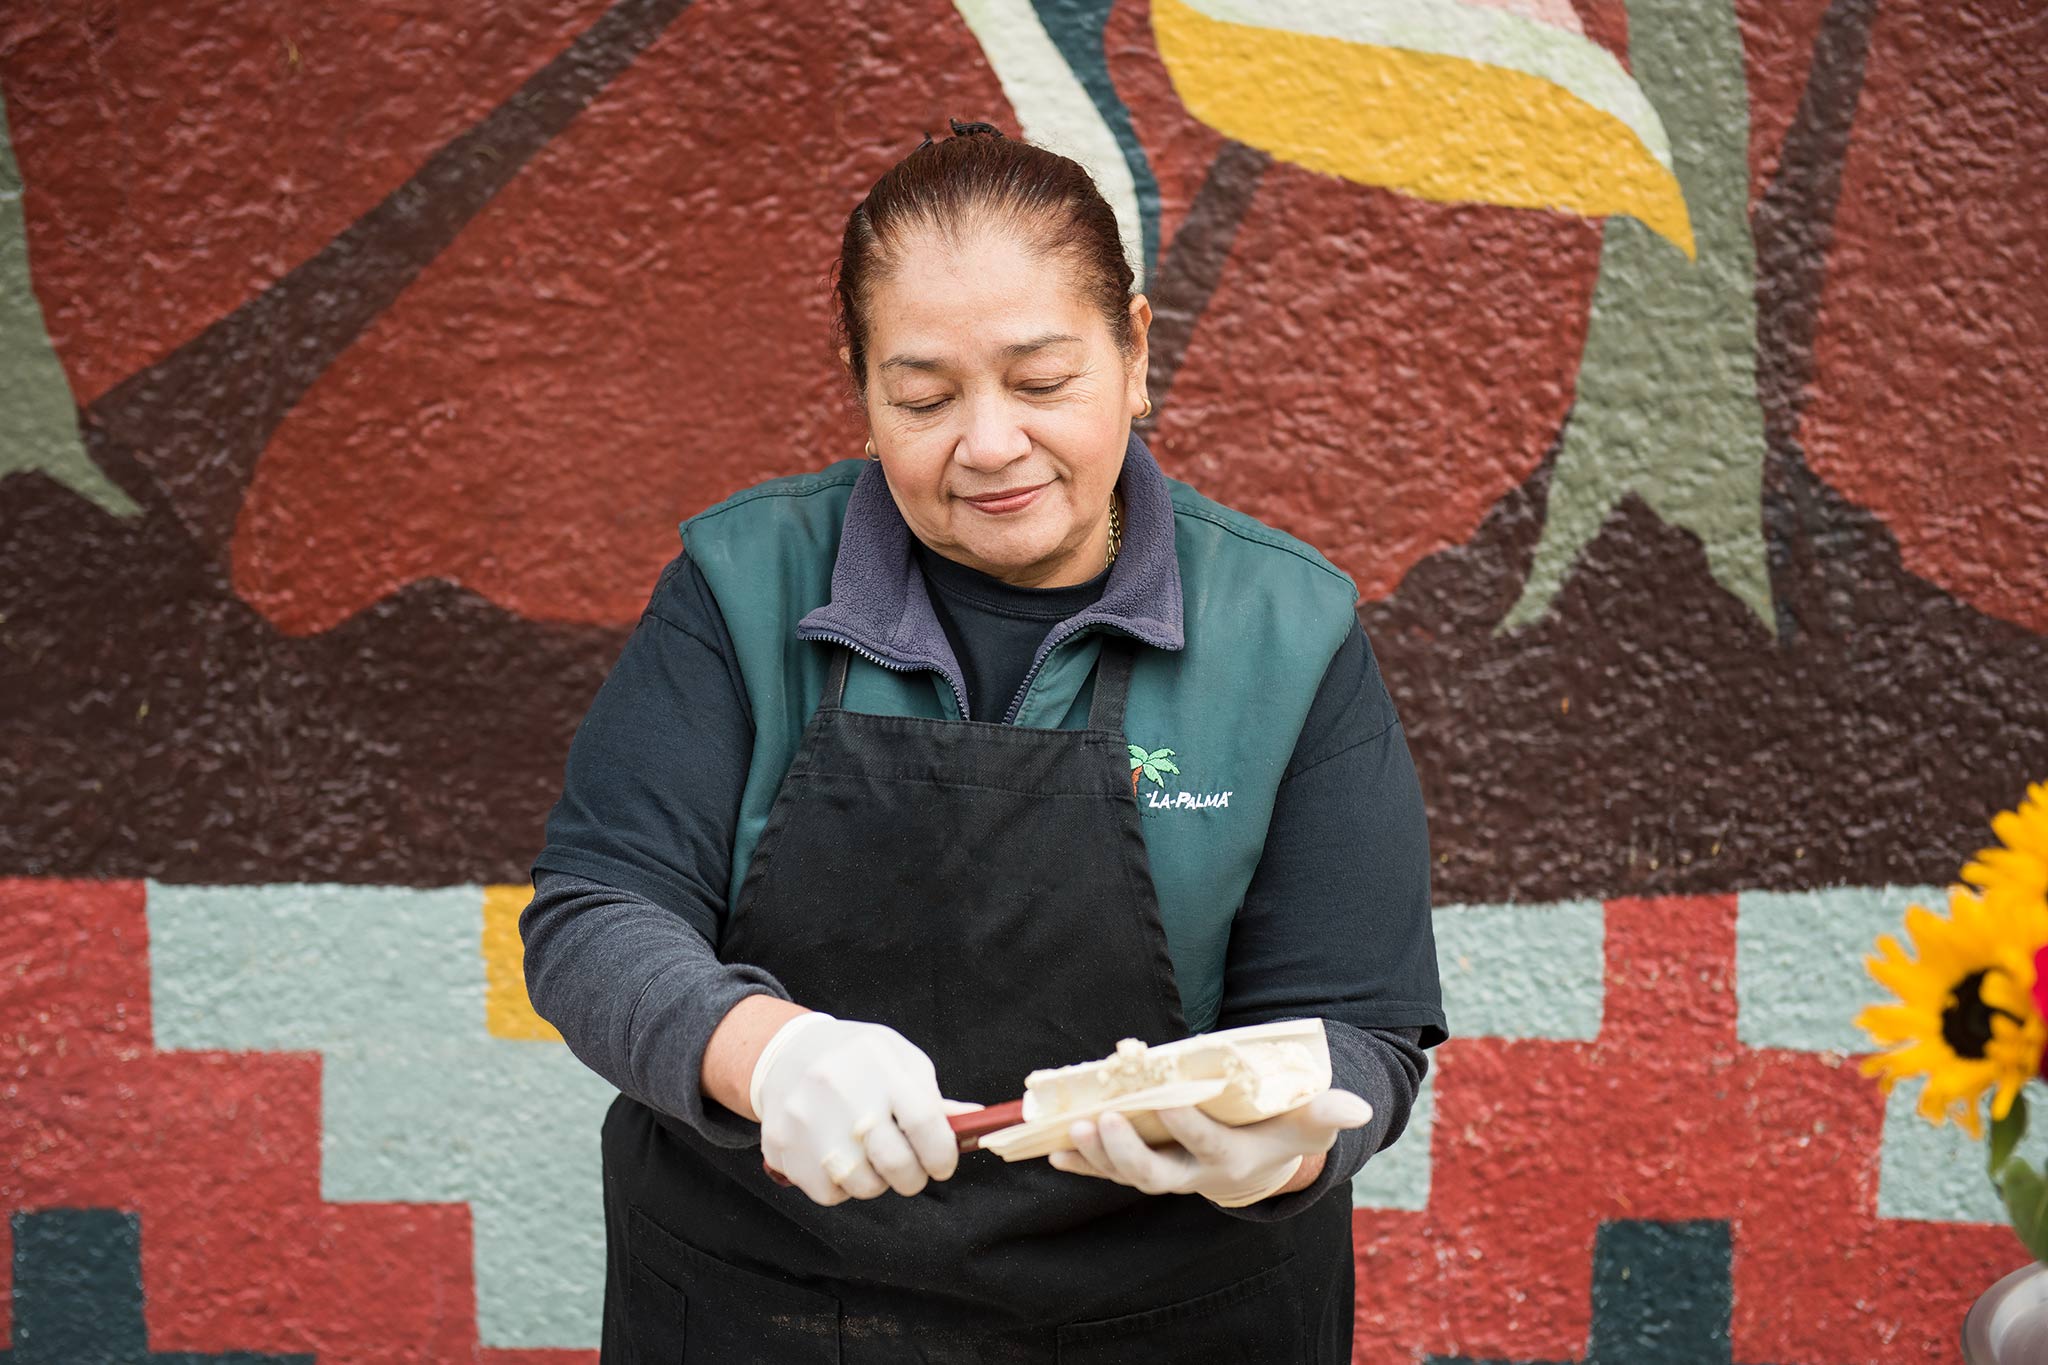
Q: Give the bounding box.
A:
[524,120,1447,1362]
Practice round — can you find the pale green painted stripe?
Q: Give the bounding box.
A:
[0,89,138,517]
[146,882,611,1349]
[950,0,1146,289]
[1436,900,1606,1041]
[1179,0,1671,167]
[1500,0,1771,631]
[1736,886,1943,1053]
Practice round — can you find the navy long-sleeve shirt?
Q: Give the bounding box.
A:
[525,549,1445,1219]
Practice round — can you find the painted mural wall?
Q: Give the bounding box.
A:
[2,0,2042,1359]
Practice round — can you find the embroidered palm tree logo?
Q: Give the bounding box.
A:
[1128,745,1180,794]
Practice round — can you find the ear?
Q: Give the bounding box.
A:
[838,344,853,371]
[1127,295,1153,407]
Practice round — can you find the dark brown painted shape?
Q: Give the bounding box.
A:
[78,0,693,558]
[2,0,2041,894]
[1140,140,1271,424]
[0,468,624,884]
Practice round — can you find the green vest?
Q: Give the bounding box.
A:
[682,460,1357,1031]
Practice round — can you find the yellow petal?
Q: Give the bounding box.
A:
[1151,0,1696,256]
[1993,806,2048,864]
[1856,1004,1939,1043]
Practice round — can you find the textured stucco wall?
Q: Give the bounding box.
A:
[2,0,2043,1359]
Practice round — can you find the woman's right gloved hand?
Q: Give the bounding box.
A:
[750,1011,977,1206]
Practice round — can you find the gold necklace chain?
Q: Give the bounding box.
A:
[1106,493,1123,569]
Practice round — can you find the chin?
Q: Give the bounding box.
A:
[950,514,1057,568]
[963,540,1050,575]
[961,528,1064,576]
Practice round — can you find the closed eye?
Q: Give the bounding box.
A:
[899,379,1069,415]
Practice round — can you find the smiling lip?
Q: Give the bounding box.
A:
[960,482,1051,515]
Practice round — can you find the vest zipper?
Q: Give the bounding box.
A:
[1000,620,1107,726]
[800,630,972,722]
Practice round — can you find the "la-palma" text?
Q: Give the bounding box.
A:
[1144,790,1233,811]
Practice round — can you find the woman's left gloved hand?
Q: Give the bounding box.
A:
[1049,1090,1373,1207]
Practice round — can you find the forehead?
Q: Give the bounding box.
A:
[867,223,1104,367]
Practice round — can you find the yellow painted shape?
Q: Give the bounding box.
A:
[483,883,563,1042]
[1152,0,1695,258]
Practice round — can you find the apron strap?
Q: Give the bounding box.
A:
[1087,636,1137,732]
[821,646,852,710]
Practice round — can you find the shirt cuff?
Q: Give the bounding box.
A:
[1206,1019,1424,1221]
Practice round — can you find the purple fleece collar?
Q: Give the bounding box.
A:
[795,431,1185,706]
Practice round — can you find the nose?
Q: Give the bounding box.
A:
[952,391,1032,472]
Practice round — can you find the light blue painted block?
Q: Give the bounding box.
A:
[1879,1077,2048,1224]
[1736,888,2035,1230]
[1434,900,1605,1042]
[1736,885,1943,1052]
[1352,1068,1433,1211]
[146,882,612,1349]
[167,883,2010,1331]
[147,882,483,1047]
[1351,899,1601,1211]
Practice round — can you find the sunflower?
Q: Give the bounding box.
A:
[1856,884,2048,1139]
[1963,781,2048,928]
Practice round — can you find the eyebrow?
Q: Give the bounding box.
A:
[878,332,1084,373]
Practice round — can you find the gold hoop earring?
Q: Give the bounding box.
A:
[865,438,879,461]
[1137,396,1153,421]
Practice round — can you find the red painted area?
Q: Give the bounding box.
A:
[0,0,614,407]
[0,878,501,1363]
[1107,0,1227,261]
[1350,897,2017,1363]
[1732,0,1835,212]
[1153,170,1602,605]
[1,878,2028,1356]
[223,0,1003,635]
[1800,0,2048,634]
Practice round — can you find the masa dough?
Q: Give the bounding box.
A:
[977,1018,1331,1161]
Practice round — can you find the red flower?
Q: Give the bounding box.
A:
[2034,944,2048,1078]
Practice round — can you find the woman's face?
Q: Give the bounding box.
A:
[854,222,1150,588]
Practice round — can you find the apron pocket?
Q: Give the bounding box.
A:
[627,1206,842,1363]
[1053,1256,1303,1364]
[626,1257,686,1364]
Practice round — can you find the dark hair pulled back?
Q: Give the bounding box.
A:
[834,118,1137,398]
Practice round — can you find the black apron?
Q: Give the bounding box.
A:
[599,641,1354,1363]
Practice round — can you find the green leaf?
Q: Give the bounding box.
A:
[1152,758,1180,776]
[1143,765,1164,787]
[1993,1094,2031,1187]
[1147,748,1176,762]
[1128,744,1149,762]
[1999,1157,2048,1263]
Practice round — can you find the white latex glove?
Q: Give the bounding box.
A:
[750,1011,980,1206]
[1049,1089,1373,1207]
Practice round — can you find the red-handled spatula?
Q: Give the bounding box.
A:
[763,1099,1024,1187]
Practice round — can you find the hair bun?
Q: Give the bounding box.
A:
[948,118,1003,138]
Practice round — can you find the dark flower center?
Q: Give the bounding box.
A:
[1944,970,2019,1059]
